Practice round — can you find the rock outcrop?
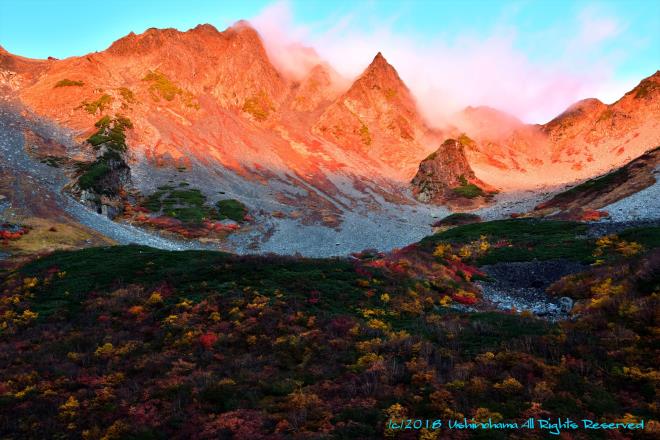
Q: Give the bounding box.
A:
[411,138,483,203]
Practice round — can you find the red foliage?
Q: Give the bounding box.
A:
[580,209,610,222]
[307,290,321,304]
[199,332,218,350]
[452,291,478,305]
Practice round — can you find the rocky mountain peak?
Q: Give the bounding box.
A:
[411,138,482,203]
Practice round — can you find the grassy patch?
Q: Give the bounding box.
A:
[143,186,219,225]
[17,245,362,318]
[3,218,110,256]
[618,226,660,249]
[54,79,84,88]
[216,199,248,222]
[242,91,272,121]
[453,183,484,198]
[458,312,553,355]
[143,70,198,108]
[543,167,629,208]
[633,77,658,99]
[81,94,113,114]
[421,219,594,265]
[118,87,135,103]
[433,213,481,227]
[453,177,485,198]
[358,123,372,146]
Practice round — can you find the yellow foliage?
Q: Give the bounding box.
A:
[591,278,625,297]
[616,240,643,256]
[23,277,38,289]
[478,235,490,253]
[459,245,472,259]
[433,243,452,258]
[163,315,178,325]
[355,352,384,369]
[367,319,390,331]
[147,292,162,304]
[356,338,383,353]
[494,377,523,393]
[60,395,79,411]
[94,343,115,358]
[14,385,36,399]
[473,407,503,423]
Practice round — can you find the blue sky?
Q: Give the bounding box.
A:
[1,0,658,122]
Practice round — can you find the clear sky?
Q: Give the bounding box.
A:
[1,0,658,123]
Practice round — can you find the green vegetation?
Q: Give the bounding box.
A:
[1,222,657,438]
[15,245,362,318]
[143,70,198,108]
[421,219,596,264]
[453,175,485,198]
[54,78,84,88]
[433,212,481,227]
[86,115,133,153]
[143,70,180,101]
[76,116,133,195]
[118,86,135,103]
[143,185,222,225]
[597,108,613,122]
[77,157,111,193]
[633,77,658,99]
[216,199,248,222]
[40,155,66,168]
[242,91,272,121]
[81,94,113,114]
[358,123,372,146]
[458,133,476,149]
[619,226,660,249]
[453,183,484,198]
[543,167,629,208]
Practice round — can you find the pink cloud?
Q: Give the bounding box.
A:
[250,1,633,125]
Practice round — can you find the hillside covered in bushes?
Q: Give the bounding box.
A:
[0,220,658,439]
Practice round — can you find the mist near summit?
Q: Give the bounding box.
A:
[251,1,650,125]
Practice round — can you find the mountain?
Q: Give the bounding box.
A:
[454,72,660,190]
[1,22,658,254]
[313,52,437,178]
[0,23,445,254]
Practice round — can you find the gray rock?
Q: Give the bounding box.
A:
[559,297,574,313]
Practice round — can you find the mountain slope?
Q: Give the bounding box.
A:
[313,52,437,178]
[534,146,660,217]
[455,72,660,190]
